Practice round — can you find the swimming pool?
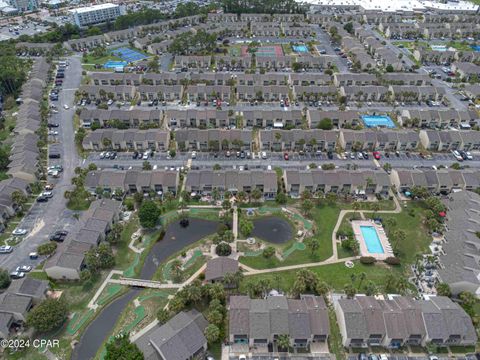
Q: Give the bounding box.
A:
[431,45,447,52]
[361,115,396,128]
[360,226,384,254]
[104,60,128,69]
[293,44,309,53]
[471,45,480,52]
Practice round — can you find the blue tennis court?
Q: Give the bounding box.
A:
[292,44,309,53]
[104,60,127,69]
[362,115,396,128]
[110,47,148,62]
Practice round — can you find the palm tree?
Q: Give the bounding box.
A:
[358,272,367,290]
[11,191,27,209]
[276,334,290,352]
[237,191,247,203]
[315,281,330,299]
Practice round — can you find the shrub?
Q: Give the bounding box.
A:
[37,242,57,256]
[385,256,401,265]
[359,256,376,264]
[215,242,232,256]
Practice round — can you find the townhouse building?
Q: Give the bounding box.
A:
[307,110,361,129]
[283,169,390,197]
[419,130,480,151]
[339,129,420,151]
[85,170,179,195]
[82,129,170,151]
[175,129,252,152]
[437,191,480,297]
[335,295,476,348]
[389,168,480,194]
[241,109,303,128]
[228,295,329,349]
[185,170,278,199]
[45,199,121,280]
[79,109,163,128]
[259,129,337,152]
[166,109,234,128]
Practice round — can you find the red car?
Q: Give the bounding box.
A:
[372,151,381,160]
[284,152,289,161]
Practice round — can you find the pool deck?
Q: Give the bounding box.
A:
[351,220,393,260]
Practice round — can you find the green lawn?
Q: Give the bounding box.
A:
[446,41,474,51]
[240,261,403,293]
[66,188,92,211]
[365,201,431,264]
[337,243,354,259]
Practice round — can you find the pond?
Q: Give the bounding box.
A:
[140,218,221,279]
[251,216,293,244]
[72,217,220,360]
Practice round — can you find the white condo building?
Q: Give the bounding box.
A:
[69,3,123,27]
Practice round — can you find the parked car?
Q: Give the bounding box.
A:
[261,151,267,159]
[16,265,32,272]
[452,150,463,161]
[12,228,27,236]
[284,152,289,161]
[0,245,13,253]
[41,191,53,198]
[36,196,48,203]
[10,271,25,279]
[373,151,381,160]
[29,252,38,259]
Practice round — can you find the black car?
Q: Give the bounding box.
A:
[36,196,48,203]
[109,152,117,159]
[327,151,334,159]
[132,151,139,159]
[48,153,61,159]
[47,123,59,128]
[358,353,367,360]
[50,234,64,242]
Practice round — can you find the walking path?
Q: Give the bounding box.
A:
[233,206,238,240]
[87,270,124,310]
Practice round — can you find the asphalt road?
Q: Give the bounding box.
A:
[85,149,480,172]
[0,55,82,272]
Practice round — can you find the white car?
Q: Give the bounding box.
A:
[261,151,267,159]
[0,245,13,253]
[451,150,463,161]
[10,271,25,279]
[191,151,197,159]
[142,153,149,160]
[48,130,58,136]
[12,228,27,236]
[239,355,247,360]
[63,104,69,110]
[466,151,473,160]
[16,265,32,272]
[380,354,388,360]
[99,152,106,159]
[42,191,53,198]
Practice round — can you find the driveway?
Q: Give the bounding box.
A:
[0,55,83,271]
